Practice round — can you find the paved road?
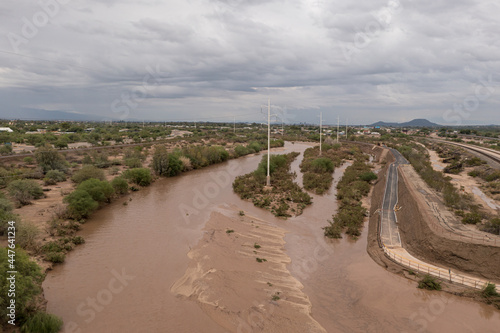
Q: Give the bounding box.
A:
[380,149,408,247]
[379,148,500,291]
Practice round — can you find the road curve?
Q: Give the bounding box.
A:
[429,138,500,168]
[378,148,500,292]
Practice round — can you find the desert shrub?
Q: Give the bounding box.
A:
[109,166,120,175]
[274,202,290,217]
[182,145,229,169]
[0,247,43,326]
[81,154,93,165]
[45,252,65,263]
[324,156,372,238]
[41,241,63,253]
[8,179,44,206]
[310,157,334,173]
[124,147,147,161]
[0,194,18,236]
[123,168,152,186]
[111,176,129,195]
[64,189,99,219]
[482,283,499,297]
[464,157,484,167]
[179,155,193,171]
[124,157,142,168]
[234,145,249,157]
[0,196,13,213]
[323,221,343,238]
[233,152,310,217]
[34,144,68,173]
[247,141,262,153]
[71,236,85,245]
[0,167,12,188]
[43,170,67,185]
[20,312,63,333]
[71,165,105,184]
[23,156,34,164]
[165,154,183,176]
[77,178,114,203]
[462,211,482,224]
[468,170,480,177]
[485,171,500,182]
[16,221,40,250]
[91,151,110,168]
[303,173,332,195]
[152,146,183,177]
[482,217,500,235]
[418,274,442,290]
[359,171,378,182]
[0,144,13,155]
[151,145,169,175]
[254,154,288,177]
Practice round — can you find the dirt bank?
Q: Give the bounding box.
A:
[396,167,500,282]
[171,208,326,333]
[365,148,499,302]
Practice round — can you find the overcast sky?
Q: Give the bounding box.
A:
[1,0,499,125]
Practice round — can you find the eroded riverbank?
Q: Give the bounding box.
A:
[43,142,500,332]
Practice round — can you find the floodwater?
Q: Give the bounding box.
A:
[43,142,500,333]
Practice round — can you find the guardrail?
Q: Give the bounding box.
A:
[378,153,499,293]
[381,243,499,293]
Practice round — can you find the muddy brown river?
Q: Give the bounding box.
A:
[43,142,500,332]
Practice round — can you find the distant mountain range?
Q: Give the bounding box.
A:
[0,108,115,122]
[370,119,440,127]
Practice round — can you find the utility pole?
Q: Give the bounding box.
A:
[233,116,236,134]
[267,98,271,187]
[319,112,323,156]
[336,115,340,143]
[346,118,348,141]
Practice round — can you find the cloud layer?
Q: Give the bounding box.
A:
[1,0,499,125]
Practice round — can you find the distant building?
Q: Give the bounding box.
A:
[171,130,193,137]
[0,127,13,132]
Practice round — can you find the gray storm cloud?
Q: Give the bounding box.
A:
[0,0,498,124]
